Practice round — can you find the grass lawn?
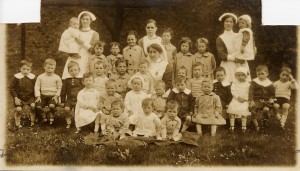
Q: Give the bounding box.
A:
[4,103,296,166]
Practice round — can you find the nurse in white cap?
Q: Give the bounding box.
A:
[216,13,251,83]
[62,11,99,79]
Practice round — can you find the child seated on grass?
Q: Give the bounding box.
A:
[131,98,162,139]
[60,61,84,129]
[35,58,62,125]
[102,99,131,140]
[168,75,194,132]
[161,100,182,141]
[192,78,226,136]
[10,58,36,128]
[75,72,102,134]
[273,66,298,129]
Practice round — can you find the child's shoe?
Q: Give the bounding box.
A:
[66,124,71,129]
[242,127,246,133]
[49,118,54,125]
[280,123,285,129]
[42,118,47,123]
[229,126,234,132]
[30,122,35,127]
[75,128,81,134]
[17,124,23,129]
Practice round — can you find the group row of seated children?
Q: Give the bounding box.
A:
[10,56,298,140]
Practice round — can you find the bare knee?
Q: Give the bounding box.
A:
[49,104,55,109]
[273,103,280,110]
[263,107,269,113]
[16,107,23,113]
[30,103,35,109]
[64,107,71,112]
[282,103,290,110]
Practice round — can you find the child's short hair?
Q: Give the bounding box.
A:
[201,78,213,87]
[105,79,117,88]
[179,37,192,48]
[109,42,121,50]
[142,98,154,108]
[175,75,187,84]
[111,99,125,109]
[147,43,163,53]
[69,17,79,26]
[82,72,94,80]
[19,58,33,68]
[215,66,226,75]
[115,59,128,68]
[195,37,209,51]
[178,66,188,75]
[44,58,56,66]
[280,66,292,74]
[126,30,139,40]
[91,40,105,54]
[67,61,80,70]
[155,80,166,89]
[162,27,174,37]
[140,59,150,67]
[193,62,203,70]
[256,65,269,74]
[94,61,107,69]
[165,100,179,111]
[146,19,157,26]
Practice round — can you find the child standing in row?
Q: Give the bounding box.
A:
[107,42,123,77]
[110,59,130,97]
[161,28,177,64]
[174,37,193,79]
[213,67,232,119]
[273,66,298,128]
[123,30,145,73]
[193,79,226,136]
[189,63,203,97]
[132,60,155,94]
[10,58,36,128]
[227,67,251,132]
[86,40,107,74]
[168,75,194,132]
[249,65,275,130]
[192,38,216,80]
[35,58,62,125]
[75,72,102,133]
[131,98,162,139]
[60,61,84,128]
[92,61,109,96]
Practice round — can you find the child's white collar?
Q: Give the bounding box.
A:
[213,79,231,86]
[253,78,272,87]
[14,73,35,79]
[172,88,191,94]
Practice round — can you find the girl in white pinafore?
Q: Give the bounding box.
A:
[227,67,251,132]
[61,11,99,79]
[75,73,101,133]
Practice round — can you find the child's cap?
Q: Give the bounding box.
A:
[238,15,252,26]
[235,67,248,75]
[78,11,96,21]
[128,75,144,89]
[219,13,237,23]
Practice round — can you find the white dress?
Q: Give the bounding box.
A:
[58,27,80,54]
[132,112,161,137]
[75,88,100,128]
[227,81,251,117]
[124,90,151,121]
[233,28,255,60]
[62,29,98,79]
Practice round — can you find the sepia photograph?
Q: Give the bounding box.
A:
[1,0,299,169]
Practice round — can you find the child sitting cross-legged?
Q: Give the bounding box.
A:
[161,100,182,141]
[101,99,132,140]
[131,98,162,139]
[192,78,226,136]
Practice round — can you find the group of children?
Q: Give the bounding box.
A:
[10,14,298,141]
